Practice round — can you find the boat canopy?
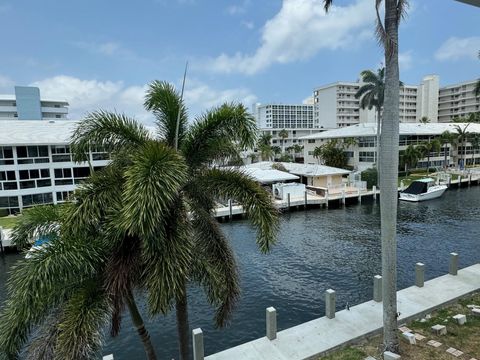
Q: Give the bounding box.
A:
[402,181,428,195]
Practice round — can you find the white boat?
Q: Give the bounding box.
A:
[399,178,448,202]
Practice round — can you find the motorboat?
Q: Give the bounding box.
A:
[399,178,447,202]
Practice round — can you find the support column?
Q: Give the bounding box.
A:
[449,252,458,275]
[266,307,277,340]
[373,186,377,202]
[192,328,204,360]
[325,289,336,319]
[373,275,382,302]
[415,263,425,287]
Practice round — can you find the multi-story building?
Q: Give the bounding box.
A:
[438,80,480,123]
[0,120,109,214]
[312,75,441,128]
[301,122,480,171]
[0,86,69,120]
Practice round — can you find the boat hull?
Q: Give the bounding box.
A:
[399,185,448,202]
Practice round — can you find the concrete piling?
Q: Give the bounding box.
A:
[266,307,277,340]
[373,186,377,201]
[325,289,336,319]
[228,199,232,220]
[449,252,458,275]
[287,193,291,210]
[415,263,425,287]
[373,275,382,302]
[192,328,204,360]
[304,190,308,208]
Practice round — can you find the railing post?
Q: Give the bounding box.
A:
[266,307,277,340]
[358,188,362,204]
[325,289,336,319]
[449,252,458,275]
[341,190,346,206]
[325,191,329,208]
[192,328,204,360]
[373,275,382,302]
[415,262,425,287]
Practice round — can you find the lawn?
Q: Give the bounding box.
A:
[321,293,480,360]
[0,216,20,229]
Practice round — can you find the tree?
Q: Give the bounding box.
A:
[455,123,471,169]
[401,145,422,175]
[259,143,274,161]
[469,134,480,166]
[278,129,289,154]
[419,116,430,124]
[474,51,480,97]
[439,131,456,169]
[257,133,272,147]
[293,144,304,159]
[271,145,282,160]
[313,139,349,169]
[323,0,408,352]
[417,139,441,173]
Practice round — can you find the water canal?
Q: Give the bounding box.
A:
[1,186,479,359]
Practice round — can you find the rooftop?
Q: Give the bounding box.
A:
[0,94,69,104]
[238,167,299,184]
[299,122,480,140]
[244,161,351,177]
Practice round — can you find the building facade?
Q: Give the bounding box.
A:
[0,121,109,214]
[301,122,480,171]
[438,80,480,123]
[0,86,69,120]
[312,75,441,129]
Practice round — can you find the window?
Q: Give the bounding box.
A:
[358,137,376,148]
[51,145,72,162]
[56,191,73,202]
[54,168,72,178]
[359,151,375,162]
[0,146,14,165]
[22,193,53,207]
[73,167,90,179]
[308,139,316,144]
[0,196,19,209]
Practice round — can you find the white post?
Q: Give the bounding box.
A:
[325,289,336,319]
[304,190,308,207]
[373,185,377,202]
[325,190,329,208]
[287,192,291,209]
[449,252,458,275]
[228,199,232,220]
[415,263,425,287]
[192,328,204,360]
[266,307,277,340]
[373,275,382,302]
[341,189,346,206]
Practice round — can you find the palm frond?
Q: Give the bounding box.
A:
[70,111,150,162]
[182,103,257,169]
[10,205,63,250]
[25,309,62,360]
[191,208,240,328]
[323,0,333,12]
[144,80,188,148]
[118,141,188,238]
[474,79,480,97]
[55,280,111,360]
[195,168,279,253]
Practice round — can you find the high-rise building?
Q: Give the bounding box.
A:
[438,80,480,123]
[0,86,69,120]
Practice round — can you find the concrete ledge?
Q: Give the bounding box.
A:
[205,264,480,360]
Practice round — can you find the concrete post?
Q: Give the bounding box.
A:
[469,173,472,186]
[400,180,404,190]
[304,190,308,208]
[449,252,458,275]
[341,190,346,206]
[287,193,291,209]
[415,262,425,287]
[358,188,362,204]
[228,199,232,220]
[373,275,382,302]
[325,289,336,319]
[373,186,377,202]
[325,191,329,208]
[192,328,204,360]
[266,307,277,340]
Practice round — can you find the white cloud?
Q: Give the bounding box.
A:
[242,20,255,30]
[208,0,375,75]
[29,75,256,124]
[435,37,480,61]
[399,51,413,70]
[226,0,250,15]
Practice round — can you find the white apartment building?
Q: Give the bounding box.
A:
[312,75,440,128]
[0,120,109,214]
[438,80,480,123]
[301,122,480,171]
[0,86,69,120]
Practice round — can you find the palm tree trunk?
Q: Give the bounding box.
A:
[444,144,448,169]
[176,282,190,360]
[376,108,381,179]
[427,153,430,174]
[126,290,158,360]
[379,0,400,353]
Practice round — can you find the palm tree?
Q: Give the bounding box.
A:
[313,139,349,169]
[323,0,408,352]
[293,144,304,161]
[469,134,480,166]
[278,129,289,154]
[401,145,421,175]
[257,133,272,147]
[417,139,441,173]
[455,123,471,169]
[439,131,456,169]
[259,143,274,161]
[271,145,282,160]
[419,116,430,124]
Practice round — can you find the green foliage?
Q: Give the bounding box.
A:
[313,139,351,169]
[361,168,378,189]
[271,162,287,172]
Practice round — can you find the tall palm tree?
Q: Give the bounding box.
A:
[417,139,441,173]
[278,129,289,154]
[257,133,272,147]
[470,134,480,166]
[419,116,430,124]
[401,145,421,175]
[455,123,471,169]
[259,143,274,161]
[324,0,408,352]
[439,131,456,169]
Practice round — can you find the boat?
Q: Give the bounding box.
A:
[25,235,51,259]
[399,178,448,202]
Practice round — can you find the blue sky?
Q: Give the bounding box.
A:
[0,0,478,123]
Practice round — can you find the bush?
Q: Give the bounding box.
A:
[361,168,378,189]
[0,209,8,218]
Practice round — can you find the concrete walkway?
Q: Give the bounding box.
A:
[205,263,480,360]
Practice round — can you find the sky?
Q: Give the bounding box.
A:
[0,0,479,124]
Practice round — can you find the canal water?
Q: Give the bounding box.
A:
[1,186,479,359]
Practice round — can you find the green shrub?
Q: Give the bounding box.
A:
[361,168,378,189]
[0,209,8,218]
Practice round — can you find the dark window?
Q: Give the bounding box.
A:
[0,196,18,208]
[6,171,15,181]
[27,146,38,157]
[37,179,51,187]
[41,169,50,178]
[35,158,49,164]
[19,170,29,180]
[55,179,73,186]
[73,167,90,178]
[0,159,14,165]
[3,182,17,190]
[18,159,34,164]
[38,146,48,157]
[0,171,5,181]
[20,181,35,189]
[30,169,39,179]
[17,146,27,158]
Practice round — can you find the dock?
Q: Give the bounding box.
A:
[195,261,480,360]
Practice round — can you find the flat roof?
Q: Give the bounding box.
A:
[299,122,480,140]
[245,161,351,177]
[0,95,69,104]
[239,167,299,184]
